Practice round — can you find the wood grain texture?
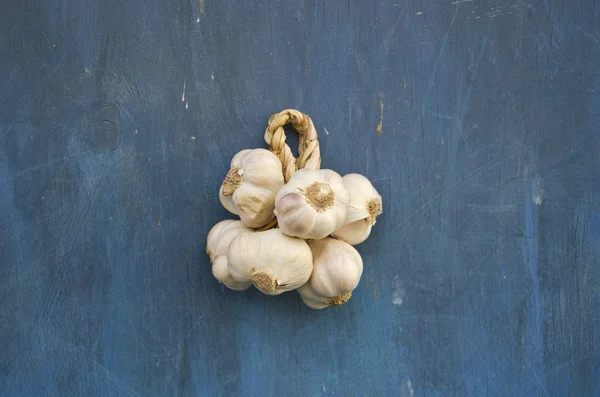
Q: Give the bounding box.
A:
[1,0,599,395]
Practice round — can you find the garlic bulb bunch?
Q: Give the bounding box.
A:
[297,237,363,309]
[206,109,384,310]
[206,220,254,291]
[274,168,350,240]
[227,229,313,295]
[219,149,284,228]
[332,173,383,245]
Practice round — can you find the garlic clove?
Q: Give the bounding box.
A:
[342,173,383,224]
[219,148,284,228]
[274,168,350,240]
[207,219,253,258]
[206,219,254,290]
[332,218,372,245]
[297,237,363,309]
[274,193,315,236]
[212,256,252,291]
[219,186,239,215]
[332,173,382,245]
[344,207,371,225]
[227,228,313,295]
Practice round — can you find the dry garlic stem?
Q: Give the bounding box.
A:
[206,220,254,291]
[219,149,284,228]
[297,237,363,310]
[274,168,350,240]
[332,173,383,245]
[227,229,313,295]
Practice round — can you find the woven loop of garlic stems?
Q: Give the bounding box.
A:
[263,109,322,183]
[258,109,323,232]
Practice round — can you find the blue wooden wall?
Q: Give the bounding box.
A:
[1,0,599,395]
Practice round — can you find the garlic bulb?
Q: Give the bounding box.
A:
[332,173,382,245]
[206,219,253,291]
[227,229,313,295]
[274,168,350,240]
[219,149,284,228]
[297,237,363,309]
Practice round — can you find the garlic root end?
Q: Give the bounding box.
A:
[251,272,277,293]
[305,182,335,212]
[323,291,352,306]
[367,199,382,225]
[222,167,244,196]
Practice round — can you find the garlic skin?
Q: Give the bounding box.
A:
[274,168,350,240]
[219,149,284,228]
[206,220,253,291]
[227,229,313,295]
[297,237,364,309]
[332,173,382,245]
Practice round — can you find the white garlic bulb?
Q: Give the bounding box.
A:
[227,228,313,295]
[206,219,253,291]
[274,168,350,240]
[297,237,363,309]
[332,173,382,245]
[219,148,284,228]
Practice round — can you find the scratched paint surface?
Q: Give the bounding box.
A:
[1,0,599,396]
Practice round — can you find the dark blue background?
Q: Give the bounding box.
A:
[1,0,600,395]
